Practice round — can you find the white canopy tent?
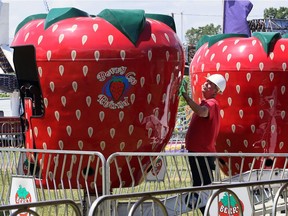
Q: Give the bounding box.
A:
[0,2,20,116]
[0,1,17,91]
[0,1,9,46]
[0,1,14,74]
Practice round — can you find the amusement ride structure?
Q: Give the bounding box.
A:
[1,2,288,216]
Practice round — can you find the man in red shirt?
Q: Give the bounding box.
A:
[181,74,226,214]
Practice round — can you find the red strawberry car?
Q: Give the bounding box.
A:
[190,32,288,175]
[11,8,184,192]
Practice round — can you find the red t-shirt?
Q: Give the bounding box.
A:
[185,98,220,152]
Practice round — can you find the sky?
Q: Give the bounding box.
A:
[2,0,288,44]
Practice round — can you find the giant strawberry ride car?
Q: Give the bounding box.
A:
[11,8,184,192]
[190,32,288,175]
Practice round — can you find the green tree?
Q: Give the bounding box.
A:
[185,23,221,46]
[264,7,288,19]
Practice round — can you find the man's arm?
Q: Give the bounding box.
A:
[182,92,209,117]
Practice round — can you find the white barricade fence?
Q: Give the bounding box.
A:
[93,152,288,216]
[0,148,106,216]
[1,147,288,215]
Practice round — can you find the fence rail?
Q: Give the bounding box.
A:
[1,147,288,215]
[0,199,82,216]
[0,117,23,147]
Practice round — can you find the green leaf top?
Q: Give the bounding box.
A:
[44,7,89,29]
[196,34,248,50]
[252,32,281,54]
[196,32,284,55]
[15,14,47,35]
[145,13,176,33]
[97,9,146,45]
[16,185,29,199]
[220,192,237,207]
[14,8,176,46]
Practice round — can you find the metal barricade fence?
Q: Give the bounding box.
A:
[1,148,288,215]
[0,199,82,216]
[0,117,24,147]
[94,152,288,216]
[88,179,288,216]
[0,148,106,216]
